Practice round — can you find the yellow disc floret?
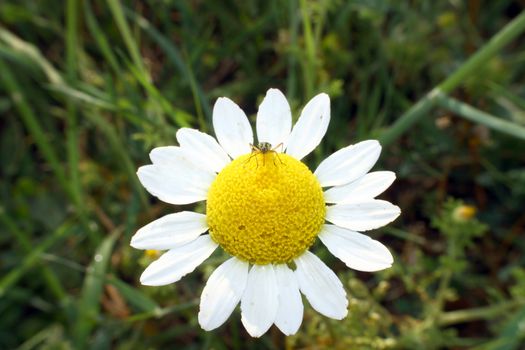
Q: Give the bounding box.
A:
[206,152,325,265]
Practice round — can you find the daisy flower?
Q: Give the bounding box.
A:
[131,88,400,337]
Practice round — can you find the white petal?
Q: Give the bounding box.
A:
[285,93,330,160]
[212,97,253,158]
[256,88,292,148]
[319,224,393,272]
[149,146,186,165]
[294,251,348,320]
[241,265,278,337]
[274,264,303,335]
[149,146,207,171]
[140,235,217,286]
[176,128,231,173]
[325,200,401,231]
[137,163,214,205]
[324,171,396,204]
[314,140,382,187]
[199,257,249,331]
[131,211,208,250]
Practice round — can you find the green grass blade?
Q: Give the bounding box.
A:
[0,37,99,246]
[126,63,191,127]
[47,83,120,110]
[124,301,198,323]
[287,0,299,101]
[85,110,149,207]
[47,82,172,129]
[0,27,63,85]
[438,11,525,93]
[83,0,120,73]
[106,0,149,81]
[17,324,65,350]
[378,89,440,145]
[0,208,67,301]
[72,232,118,347]
[380,11,525,145]
[123,8,212,126]
[436,93,525,141]
[108,276,159,313]
[65,0,84,223]
[299,0,316,98]
[0,57,71,199]
[0,220,73,297]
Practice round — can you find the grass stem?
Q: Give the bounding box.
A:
[436,93,525,141]
[380,11,525,145]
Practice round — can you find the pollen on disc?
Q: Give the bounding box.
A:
[206,152,325,265]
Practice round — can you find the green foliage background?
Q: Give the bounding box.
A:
[1,1,525,349]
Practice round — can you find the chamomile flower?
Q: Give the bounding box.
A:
[131,88,400,337]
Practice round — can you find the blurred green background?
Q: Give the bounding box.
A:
[1,1,525,349]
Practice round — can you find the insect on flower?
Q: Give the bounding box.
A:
[247,142,284,167]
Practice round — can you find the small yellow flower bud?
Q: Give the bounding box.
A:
[144,249,160,259]
[453,205,477,221]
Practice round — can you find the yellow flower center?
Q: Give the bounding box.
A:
[206,152,325,265]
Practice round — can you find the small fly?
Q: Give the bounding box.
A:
[246,142,284,167]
